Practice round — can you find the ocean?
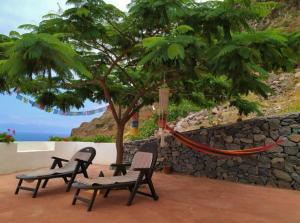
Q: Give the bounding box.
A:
[14,132,68,141]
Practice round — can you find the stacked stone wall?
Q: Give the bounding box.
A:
[124,113,300,190]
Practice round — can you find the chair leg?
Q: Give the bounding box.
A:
[127,176,143,206]
[82,168,89,178]
[66,164,81,192]
[42,179,49,188]
[32,179,42,198]
[87,189,98,212]
[63,177,69,184]
[66,180,73,192]
[15,179,23,195]
[147,178,159,200]
[72,188,81,205]
[103,189,111,198]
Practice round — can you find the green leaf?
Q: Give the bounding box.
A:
[176,25,194,34]
[76,8,89,17]
[167,43,185,60]
[142,37,166,49]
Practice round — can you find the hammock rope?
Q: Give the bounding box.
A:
[165,125,283,156]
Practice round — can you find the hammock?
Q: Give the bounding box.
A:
[165,125,283,156]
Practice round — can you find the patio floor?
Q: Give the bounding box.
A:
[1,165,300,223]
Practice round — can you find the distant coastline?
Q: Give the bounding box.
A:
[15,132,68,141]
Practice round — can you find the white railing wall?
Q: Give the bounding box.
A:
[0,142,116,174]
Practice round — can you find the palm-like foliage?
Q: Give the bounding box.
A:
[0,33,91,109]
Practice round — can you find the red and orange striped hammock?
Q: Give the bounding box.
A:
[164,125,283,156]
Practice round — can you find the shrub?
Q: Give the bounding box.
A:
[168,100,201,121]
[49,135,114,143]
[128,116,158,141]
[0,129,16,144]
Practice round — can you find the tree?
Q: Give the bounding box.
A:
[0,0,298,163]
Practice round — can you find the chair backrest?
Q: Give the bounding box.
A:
[130,145,158,176]
[70,147,96,167]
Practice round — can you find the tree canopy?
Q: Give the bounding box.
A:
[0,0,299,162]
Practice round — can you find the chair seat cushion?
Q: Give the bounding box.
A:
[16,163,77,179]
[77,171,140,186]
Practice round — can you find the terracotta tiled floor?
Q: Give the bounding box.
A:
[1,165,300,223]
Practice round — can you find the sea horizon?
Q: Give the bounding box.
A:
[14,131,69,141]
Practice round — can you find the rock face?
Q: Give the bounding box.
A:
[71,106,154,137]
[168,69,300,133]
[124,112,300,190]
[71,110,117,137]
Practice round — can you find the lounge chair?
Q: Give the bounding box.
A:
[15,147,96,198]
[72,146,159,211]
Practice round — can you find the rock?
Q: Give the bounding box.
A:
[233,138,240,144]
[270,146,284,153]
[212,107,219,114]
[248,175,260,183]
[258,168,271,177]
[269,119,280,130]
[279,127,291,136]
[273,169,292,182]
[254,134,266,142]
[199,129,208,136]
[284,147,299,155]
[277,180,291,189]
[291,173,300,183]
[282,139,297,147]
[217,159,226,166]
[233,157,243,163]
[295,71,300,78]
[295,166,300,175]
[239,164,250,172]
[271,158,284,169]
[172,151,180,157]
[225,143,240,150]
[270,131,279,140]
[275,152,288,158]
[293,182,300,190]
[295,83,300,88]
[285,162,295,173]
[240,138,253,144]
[258,162,270,168]
[286,156,300,165]
[186,164,194,170]
[227,160,234,167]
[262,123,269,131]
[253,127,261,134]
[290,124,300,129]
[248,166,258,175]
[224,135,233,143]
[288,134,300,143]
[266,179,277,187]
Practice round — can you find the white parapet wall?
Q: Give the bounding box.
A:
[0,142,117,174]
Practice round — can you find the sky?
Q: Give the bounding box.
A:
[0,0,131,136]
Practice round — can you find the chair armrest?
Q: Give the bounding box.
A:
[51,156,69,162]
[110,163,131,168]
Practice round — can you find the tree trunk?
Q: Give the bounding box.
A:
[115,122,125,164]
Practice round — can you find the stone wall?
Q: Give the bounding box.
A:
[124,113,300,190]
